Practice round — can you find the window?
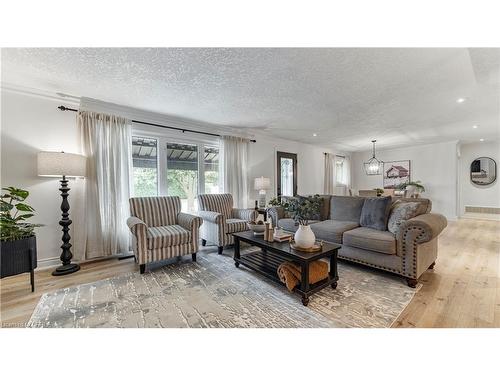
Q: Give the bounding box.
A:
[335,157,346,186]
[166,142,199,212]
[204,146,220,194]
[131,132,221,211]
[132,137,158,197]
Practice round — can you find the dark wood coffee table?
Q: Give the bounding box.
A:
[232,231,340,306]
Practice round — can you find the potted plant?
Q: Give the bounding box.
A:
[0,187,42,291]
[397,180,425,198]
[279,195,322,248]
[268,196,281,207]
[374,188,384,197]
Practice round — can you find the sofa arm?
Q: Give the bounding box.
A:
[232,208,258,221]
[127,216,148,235]
[127,216,148,259]
[177,212,203,232]
[397,213,448,244]
[197,210,225,224]
[397,213,447,279]
[267,206,284,226]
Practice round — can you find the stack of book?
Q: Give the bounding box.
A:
[273,232,293,242]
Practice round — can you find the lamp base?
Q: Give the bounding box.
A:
[52,263,80,276]
[258,191,267,208]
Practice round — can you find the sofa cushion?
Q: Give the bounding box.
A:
[309,220,359,243]
[147,225,192,249]
[330,196,365,223]
[387,201,420,234]
[278,218,320,233]
[343,227,396,255]
[391,197,432,216]
[226,218,248,234]
[360,196,392,231]
[317,195,332,220]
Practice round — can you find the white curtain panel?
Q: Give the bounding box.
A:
[343,155,352,194]
[221,135,249,208]
[324,152,336,194]
[74,111,132,260]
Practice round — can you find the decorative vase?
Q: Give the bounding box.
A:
[294,224,316,248]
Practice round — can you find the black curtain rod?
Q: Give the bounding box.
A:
[58,105,256,143]
[324,152,346,158]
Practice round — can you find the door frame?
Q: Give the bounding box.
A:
[276,151,298,198]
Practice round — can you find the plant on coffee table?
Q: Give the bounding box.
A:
[281,194,322,226]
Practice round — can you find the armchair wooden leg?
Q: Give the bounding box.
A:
[428,261,436,270]
[218,246,223,255]
[139,264,146,274]
[201,239,207,246]
[192,253,197,262]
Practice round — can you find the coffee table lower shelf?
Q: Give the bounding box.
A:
[235,248,338,306]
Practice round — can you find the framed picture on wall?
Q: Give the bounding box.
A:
[383,160,411,188]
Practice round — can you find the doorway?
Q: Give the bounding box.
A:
[277,151,297,198]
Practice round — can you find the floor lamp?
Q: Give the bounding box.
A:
[38,151,86,276]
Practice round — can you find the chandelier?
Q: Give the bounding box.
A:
[363,140,383,175]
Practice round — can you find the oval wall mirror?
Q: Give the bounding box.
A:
[470,157,497,186]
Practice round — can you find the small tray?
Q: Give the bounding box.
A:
[289,241,322,253]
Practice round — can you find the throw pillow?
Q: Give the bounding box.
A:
[387,202,420,234]
[359,196,392,231]
[330,196,365,222]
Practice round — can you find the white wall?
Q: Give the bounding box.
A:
[459,140,500,215]
[1,89,81,266]
[247,135,342,207]
[1,88,341,264]
[351,141,459,219]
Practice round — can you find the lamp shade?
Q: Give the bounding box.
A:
[254,176,270,191]
[37,151,86,177]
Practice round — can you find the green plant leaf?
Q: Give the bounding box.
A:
[14,213,35,221]
[4,187,29,201]
[15,203,35,212]
[1,201,14,211]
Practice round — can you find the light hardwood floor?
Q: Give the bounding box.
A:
[1,218,499,328]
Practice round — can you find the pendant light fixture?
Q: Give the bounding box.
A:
[363,140,383,175]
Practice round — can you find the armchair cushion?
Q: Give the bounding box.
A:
[226,218,248,234]
[147,225,191,249]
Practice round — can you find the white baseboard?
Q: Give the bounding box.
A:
[460,212,500,221]
[36,253,134,271]
[36,257,61,270]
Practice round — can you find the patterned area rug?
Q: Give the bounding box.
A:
[28,248,419,328]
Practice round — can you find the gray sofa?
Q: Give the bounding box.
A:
[267,195,448,287]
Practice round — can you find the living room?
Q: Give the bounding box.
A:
[1,2,499,374]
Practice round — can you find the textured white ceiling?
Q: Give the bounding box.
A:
[1,48,499,151]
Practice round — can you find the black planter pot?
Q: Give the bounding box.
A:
[0,235,37,292]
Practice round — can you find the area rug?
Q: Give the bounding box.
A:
[28,248,419,328]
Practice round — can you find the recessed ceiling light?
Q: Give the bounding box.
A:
[313,133,317,137]
[480,138,484,142]
[472,125,478,129]
[456,97,466,103]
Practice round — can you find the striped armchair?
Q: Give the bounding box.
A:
[198,193,258,254]
[127,196,202,274]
